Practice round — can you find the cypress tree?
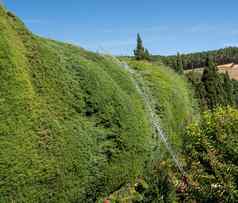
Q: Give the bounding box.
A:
[223,71,234,106]
[175,52,184,74]
[134,33,150,61]
[201,56,224,109]
[145,49,151,61]
[232,80,238,106]
[216,74,226,106]
[197,82,207,109]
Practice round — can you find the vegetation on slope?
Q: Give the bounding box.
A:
[97,59,197,202]
[127,60,196,151]
[106,106,238,203]
[182,107,238,202]
[3,4,238,202]
[0,6,195,202]
[0,6,153,202]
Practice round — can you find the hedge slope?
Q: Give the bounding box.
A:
[0,6,194,202]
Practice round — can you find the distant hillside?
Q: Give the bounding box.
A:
[0,6,195,202]
[152,47,238,70]
[185,63,238,80]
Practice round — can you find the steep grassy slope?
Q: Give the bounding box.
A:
[0,6,195,202]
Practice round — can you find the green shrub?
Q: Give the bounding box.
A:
[182,107,238,202]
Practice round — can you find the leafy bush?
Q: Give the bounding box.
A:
[182,107,238,202]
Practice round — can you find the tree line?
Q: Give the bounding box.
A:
[153,47,238,70]
[186,56,238,109]
[132,34,238,109]
[133,34,238,71]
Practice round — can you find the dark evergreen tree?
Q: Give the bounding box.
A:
[145,49,151,61]
[201,56,225,109]
[175,52,183,74]
[134,33,150,61]
[186,57,238,109]
[216,74,226,106]
[223,71,234,105]
[187,71,207,109]
[232,79,238,106]
[134,33,145,60]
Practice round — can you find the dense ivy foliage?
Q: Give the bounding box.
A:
[0,7,153,202]
[0,6,195,202]
[127,61,196,151]
[2,5,238,203]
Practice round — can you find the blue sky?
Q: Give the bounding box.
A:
[4,0,238,55]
